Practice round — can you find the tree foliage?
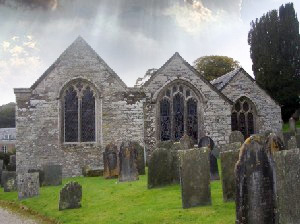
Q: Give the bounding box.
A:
[248,3,300,121]
[193,55,240,81]
[0,102,16,128]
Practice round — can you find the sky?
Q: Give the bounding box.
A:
[0,0,299,105]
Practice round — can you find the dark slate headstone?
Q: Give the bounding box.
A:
[82,166,104,177]
[59,182,82,211]
[42,164,62,186]
[229,131,244,144]
[288,136,297,150]
[179,134,194,150]
[103,143,119,179]
[119,141,139,182]
[148,148,174,189]
[198,136,219,181]
[274,148,300,224]
[156,140,174,150]
[180,148,211,208]
[132,142,145,175]
[28,169,44,187]
[18,173,39,200]
[2,171,17,192]
[235,135,276,224]
[220,149,240,202]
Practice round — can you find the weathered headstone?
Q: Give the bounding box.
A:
[198,136,219,180]
[220,149,240,202]
[148,148,173,189]
[82,166,103,177]
[274,148,300,224]
[42,164,62,186]
[18,173,39,200]
[235,135,276,224]
[265,133,285,153]
[132,142,145,175]
[170,150,181,184]
[219,142,242,154]
[0,160,3,187]
[2,171,17,192]
[289,117,296,134]
[288,136,297,150]
[156,140,174,150]
[180,148,211,208]
[59,182,82,211]
[179,134,194,150]
[103,143,119,179]
[296,134,300,148]
[28,169,44,187]
[282,131,293,147]
[170,142,184,151]
[229,131,244,144]
[119,141,139,182]
[7,155,16,171]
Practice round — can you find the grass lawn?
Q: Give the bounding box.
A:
[0,171,235,224]
[282,120,300,132]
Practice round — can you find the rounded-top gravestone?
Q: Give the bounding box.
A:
[229,131,244,144]
[103,142,119,179]
[59,181,82,211]
[179,134,194,150]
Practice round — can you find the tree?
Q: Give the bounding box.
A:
[0,102,16,128]
[248,3,300,121]
[193,56,240,81]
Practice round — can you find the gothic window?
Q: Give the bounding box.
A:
[231,97,256,139]
[159,84,199,142]
[63,82,96,143]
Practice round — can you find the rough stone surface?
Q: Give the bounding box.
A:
[18,173,39,200]
[229,131,244,144]
[0,160,3,186]
[220,149,239,202]
[2,171,17,192]
[219,142,241,154]
[7,155,16,171]
[28,169,44,187]
[132,142,145,175]
[103,143,119,179]
[296,134,300,148]
[289,117,297,134]
[265,133,285,153]
[288,136,297,150]
[180,149,211,208]
[119,142,139,182]
[235,135,276,224]
[59,181,82,211]
[282,131,294,147]
[156,141,174,150]
[42,164,62,186]
[82,166,103,177]
[274,149,300,224]
[179,135,194,150]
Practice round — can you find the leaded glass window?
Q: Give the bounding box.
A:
[160,99,171,141]
[187,98,198,143]
[173,93,184,140]
[63,82,96,143]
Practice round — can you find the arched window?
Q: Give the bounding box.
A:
[159,83,199,143]
[231,97,256,139]
[62,82,96,143]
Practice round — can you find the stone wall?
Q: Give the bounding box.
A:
[221,71,282,134]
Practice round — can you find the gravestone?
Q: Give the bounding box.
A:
[170,142,184,151]
[7,155,16,171]
[229,131,244,144]
[219,142,242,154]
[18,173,39,200]
[59,182,82,211]
[148,148,173,189]
[282,132,293,147]
[265,133,285,153]
[156,140,174,150]
[103,143,119,179]
[0,160,3,187]
[179,134,194,150]
[289,117,296,134]
[180,149,211,208]
[82,166,103,177]
[235,135,276,224]
[119,141,139,182]
[274,149,300,224]
[42,164,62,186]
[28,169,44,187]
[296,134,300,148]
[198,136,219,180]
[2,171,17,192]
[220,149,240,202]
[132,142,145,175]
[288,136,297,150]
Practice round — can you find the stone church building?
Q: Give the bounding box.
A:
[14,37,282,177]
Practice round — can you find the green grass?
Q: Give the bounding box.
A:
[0,172,235,224]
[282,120,300,132]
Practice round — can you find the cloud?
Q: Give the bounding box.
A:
[0,0,58,10]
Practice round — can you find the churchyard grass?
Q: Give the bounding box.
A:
[0,169,235,224]
[282,120,300,132]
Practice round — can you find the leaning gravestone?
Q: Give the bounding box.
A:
[42,164,62,186]
[288,136,297,150]
[229,131,244,144]
[18,173,39,200]
[235,135,276,224]
[179,134,194,150]
[59,182,82,211]
[274,148,300,224]
[220,149,240,202]
[180,148,211,208]
[148,148,173,189]
[289,117,297,134]
[198,136,219,180]
[103,143,119,179]
[119,141,139,182]
[2,171,17,192]
[132,142,145,175]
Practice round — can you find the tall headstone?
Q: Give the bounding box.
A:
[18,173,39,200]
[288,136,297,150]
[0,160,3,187]
[7,155,16,171]
[148,148,173,189]
[28,169,44,187]
[198,136,219,180]
[103,143,119,179]
[2,171,17,192]
[132,142,145,175]
[229,131,244,144]
[235,135,276,224]
[180,149,211,208]
[42,164,62,186]
[119,141,139,182]
[289,117,296,134]
[283,132,293,147]
[59,182,82,211]
[274,149,300,224]
[220,149,240,202]
[179,134,194,150]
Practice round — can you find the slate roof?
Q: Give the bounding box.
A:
[0,128,16,140]
[210,68,242,91]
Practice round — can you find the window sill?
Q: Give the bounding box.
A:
[62,142,98,147]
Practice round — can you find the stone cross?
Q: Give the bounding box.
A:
[18,173,39,200]
[119,141,139,182]
[59,182,82,211]
[103,142,119,179]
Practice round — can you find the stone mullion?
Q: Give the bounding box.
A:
[171,97,174,141]
[184,98,187,136]
[78,97,82,142]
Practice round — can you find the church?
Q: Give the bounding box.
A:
[14,37,282,177]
